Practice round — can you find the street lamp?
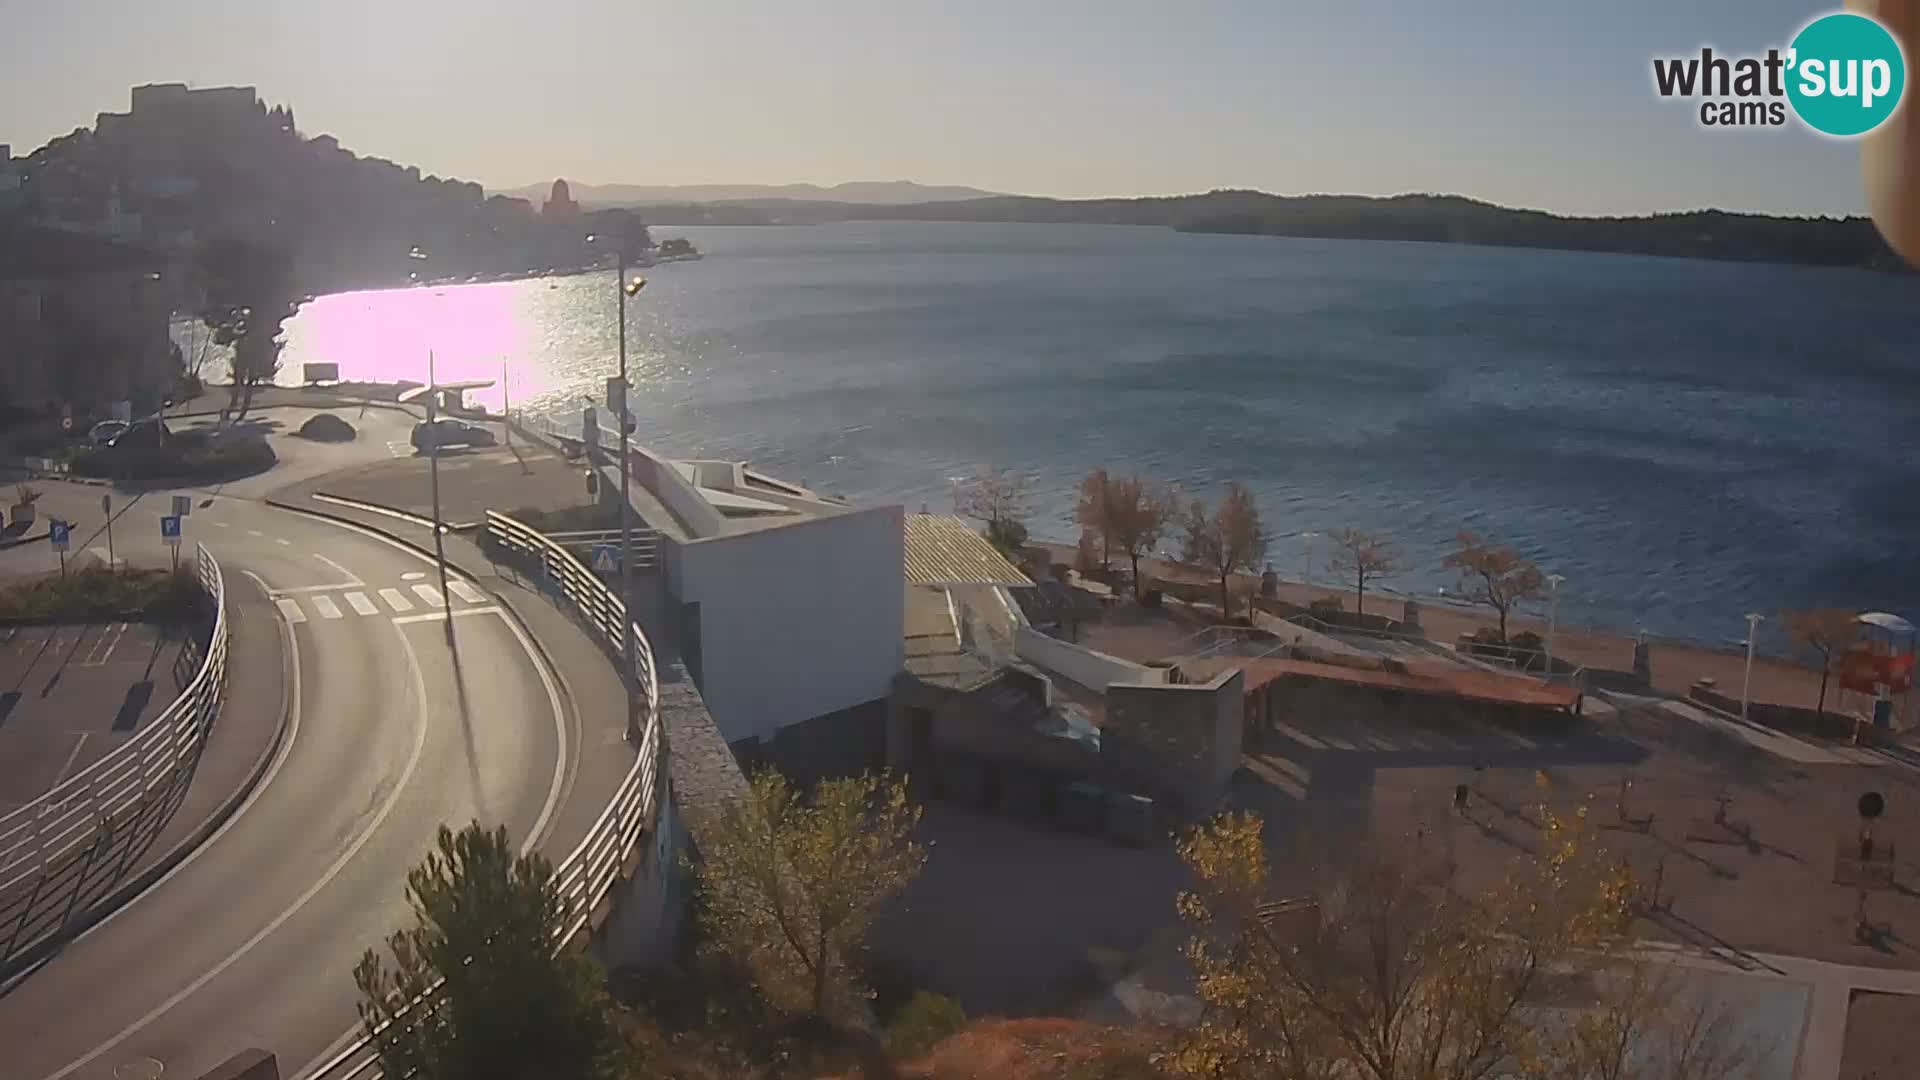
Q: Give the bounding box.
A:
[1545,573,1565,674]
[587,230,647,743]
[1741,613,1764,723]
[1299,531,1319,593]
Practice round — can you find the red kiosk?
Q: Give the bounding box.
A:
[1838,612,1916,730]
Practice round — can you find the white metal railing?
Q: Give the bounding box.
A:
[510,409,726,538]
[304,511,664,1080]
[0,543,229,972]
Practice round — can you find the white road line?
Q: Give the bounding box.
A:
[274,598,307,624]
[411,583,445,607]
[378,587,414,613]
[309,595,343,620]
[492,602,572,854]
[51,733,89,790]
[390,606,501,625]
[311,553,363,587]
[246,529,264,538]
[402,571,426,581]
[343,591,378,616]
[46,598,424,1080]
[211,521,230,529]
[275,538,291,546]
[447,580,487,605]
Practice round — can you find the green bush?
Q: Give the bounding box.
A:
[0,566,201,620]
[69,437,277,487]
[884,991,968,1059]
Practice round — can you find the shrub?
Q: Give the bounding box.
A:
[70,437,277,487]
[0,566,201,620]
[1309,596,1345,619]
[885,991,968,1059]
[297,413,357,442]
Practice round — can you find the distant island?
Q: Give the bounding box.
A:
[614,190,1905,272]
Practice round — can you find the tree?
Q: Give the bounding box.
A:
[1183,482,1269,621]
[1327,527,1399,616]
[1106,473,1178,601]
[957,466,1031,559]
[695,769,926,1017]
[1443,531,1546,642]
[353,822,626,1080]
[1075,468,1116,572]
[197,235,298,420]
[1172,809,1743,1080]
[1786,608,1861,719]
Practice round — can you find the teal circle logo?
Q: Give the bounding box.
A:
[1787,12,1906,137]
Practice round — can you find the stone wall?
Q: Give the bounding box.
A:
[1101,669,1244,817]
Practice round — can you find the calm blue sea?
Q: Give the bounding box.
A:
[236,221,1920,647]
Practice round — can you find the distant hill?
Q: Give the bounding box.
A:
[627,189,1904,271]
[497,180,1003,207]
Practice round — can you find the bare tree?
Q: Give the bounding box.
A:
[1075,468,1115,572]
[1328,527,1399,616]
[1443,531,1546,642]
[1786,608,1861,719]
[1106,473,1177,601]
[1183,482,1269,621]
[956,466,1031,557]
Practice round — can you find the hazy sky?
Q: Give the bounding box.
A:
[0,1,1878,215]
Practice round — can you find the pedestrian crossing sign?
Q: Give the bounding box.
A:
[591,543,619,573]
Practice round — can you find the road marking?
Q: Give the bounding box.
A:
[391,606,501,625]
[309,595,343,620]
[343,591,378,616]
[411,583,445,607]
[246,529,264,538]
[378,587,414,612]
[447,580,487,605]
[402,571,426,581]
[210,521,229,529]
[50,733,89,791]
[275,537,291,546]
[311,553,363,586]
[274,598,307,624]
[45,597,424,1080]
[493,598,573,855]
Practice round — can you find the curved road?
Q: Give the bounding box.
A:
[0,498,572,1080]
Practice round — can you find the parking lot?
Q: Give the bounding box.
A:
[0,622,192,814]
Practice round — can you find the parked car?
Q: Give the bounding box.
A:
[87,420,129,446]
[410,419,497,452]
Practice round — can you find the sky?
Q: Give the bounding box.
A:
[0,0,1882,216]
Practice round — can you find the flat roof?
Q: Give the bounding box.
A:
[904,514,1034,587]
[1184,655,1580,711]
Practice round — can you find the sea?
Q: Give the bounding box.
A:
[184,220,1920,651]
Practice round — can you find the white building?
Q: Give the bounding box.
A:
[581,422,904,764]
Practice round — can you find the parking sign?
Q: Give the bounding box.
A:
[48,520,70,552]
[160,515,181,541]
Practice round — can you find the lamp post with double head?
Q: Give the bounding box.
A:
[1545,573,1565,673]
[1742,613,1765,723]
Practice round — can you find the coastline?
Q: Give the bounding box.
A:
[1032,540,1860,720]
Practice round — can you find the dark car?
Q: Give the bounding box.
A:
[107,418,170,450]
[411,419,497,452]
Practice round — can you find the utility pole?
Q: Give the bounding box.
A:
[1741,612,1764,723]
[616,243,646,743]
[502,356,511,452]
[427,350,450,625]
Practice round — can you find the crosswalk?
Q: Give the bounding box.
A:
[272,581,493,625]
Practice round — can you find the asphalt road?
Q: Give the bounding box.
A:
[0,496,570,1080]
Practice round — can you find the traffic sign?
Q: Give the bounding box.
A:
[160,515,181,541]
[591,543,619,573]
[172,494,192,517]
[48,521,70,552]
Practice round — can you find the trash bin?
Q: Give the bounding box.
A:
[1106,792,1155,846]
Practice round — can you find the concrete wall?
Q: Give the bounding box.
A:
[1101,669,1244,815]
[674,506,905,745]
[1014,626,1165,692]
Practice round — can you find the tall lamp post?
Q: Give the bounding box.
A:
[1742,612,1764,723]
[1300,531,1319,594]
[1545,573,1565,674]
[407,246,452,624]
[588,230,647,743]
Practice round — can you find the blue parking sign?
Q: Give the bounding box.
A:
[160,515,181,541]
[48,520,70,552]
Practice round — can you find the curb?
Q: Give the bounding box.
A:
[0,580,294,985]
